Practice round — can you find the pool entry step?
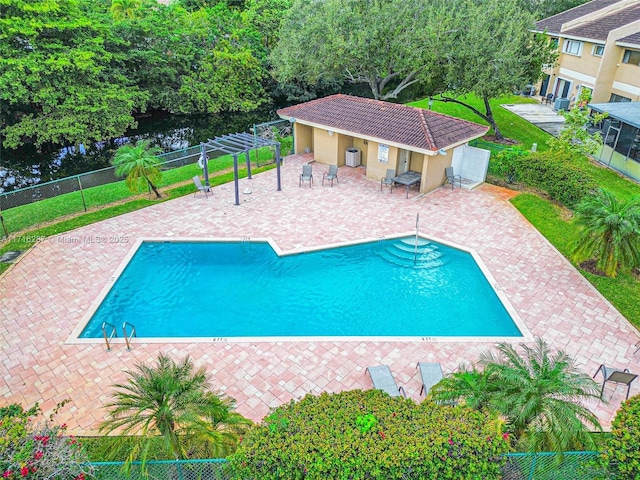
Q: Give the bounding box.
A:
[379,238,444,269]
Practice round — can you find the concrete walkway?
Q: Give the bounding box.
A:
[1,154,638,435]
[501,102,566,136]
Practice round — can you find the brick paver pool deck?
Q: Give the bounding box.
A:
[1,154,639,434]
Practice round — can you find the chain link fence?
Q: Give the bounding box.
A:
[0,145,211,213]
[90,459,229,480]
[502,451,605,479]
[88,452,605,479]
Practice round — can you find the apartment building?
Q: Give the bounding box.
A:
[534,0,640,182]
[534,0,640,105]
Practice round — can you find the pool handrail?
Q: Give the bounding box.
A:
[101,321,117,351]
[122,322,137,351]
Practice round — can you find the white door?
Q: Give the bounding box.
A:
[397,149,410,175]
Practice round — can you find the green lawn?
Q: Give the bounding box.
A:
[415,93,640,326]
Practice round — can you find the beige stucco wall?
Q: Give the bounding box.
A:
[409,151,422,171]
[308,129,359,167]
[613,63,640,101]
[593,44,626,102]
[337,134,352,167]
[366,142,398,182]
[558,51,591,74]
[353,138,369,166]
[312,128,338,165]
[294,124,313,154]
[422,152,450,193]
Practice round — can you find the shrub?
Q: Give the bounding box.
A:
[490,146,529,183]
[227,390,510,480]
[0,402,92,480]
[490,148,597,206]
[603,394,640,479]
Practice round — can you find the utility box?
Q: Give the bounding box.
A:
[345,148,361,167]
[554,98,570,111]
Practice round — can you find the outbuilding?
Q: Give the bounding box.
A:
[277,94,490,193]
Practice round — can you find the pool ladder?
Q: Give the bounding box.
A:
[102,321,137,351]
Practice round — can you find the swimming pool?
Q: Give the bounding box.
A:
[79,238,523,339]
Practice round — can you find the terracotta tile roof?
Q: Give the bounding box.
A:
[277,94,488,152]
[618,31,640,47]
[563,4,640,41]
[534,0,621,34]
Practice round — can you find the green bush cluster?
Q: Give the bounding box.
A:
[227,390,510,480]
[603,394,640,479]
[491,147,597,206]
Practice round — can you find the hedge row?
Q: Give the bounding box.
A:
[228,390,510,480]
[491,147,598,206]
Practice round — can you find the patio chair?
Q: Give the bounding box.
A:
[300,164,313,187]
[380,169,395,192]
[366,365,407,398]
[322,165,339,187]
[445,167,462,190]
[417,362,444,396]
[192,175,209,198]
[544,93,554,105]
[593,364,638,400]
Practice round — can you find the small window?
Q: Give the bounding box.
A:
[592,44,605,56]
[622,49,640,66]
[563,39,583,56]
[609,93,631,103]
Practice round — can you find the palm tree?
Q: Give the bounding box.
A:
[110,0,141,20]
[112,139,163,198]
[573,189,640,277]
[479,339,602,453]
[100,353,252,468]
[429,364,495,410]
[431,338,602,453]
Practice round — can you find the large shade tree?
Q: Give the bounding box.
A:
[271,0,449,101]
[110,1,268,114]
[573,189,640,277]
[431,338,602,453]
[0,0,147,148]
[431,0,557,140]
[100,353,251,469]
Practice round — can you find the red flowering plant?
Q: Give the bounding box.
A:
[0,402,92,480]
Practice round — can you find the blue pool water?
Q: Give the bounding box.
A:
[80,239,522,338]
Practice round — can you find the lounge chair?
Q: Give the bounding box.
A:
[300,164,313,187]
[417,362,444,396]
[322,165,339,187]
[593,364,638,400]
[380,169,395,192]
[445,167,462,190]
[366,365,407,398]
[192,175,209,198]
